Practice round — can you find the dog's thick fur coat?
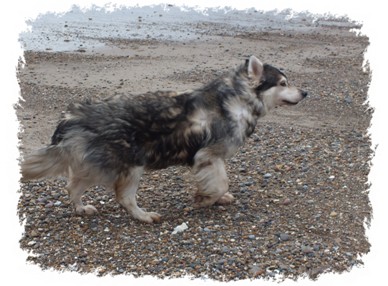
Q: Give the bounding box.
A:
[21,56,307,223]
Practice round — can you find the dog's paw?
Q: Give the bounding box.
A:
[216,192,235,205]
[193,195,217,208]
[75,204,98,216]
[135,211,162,223]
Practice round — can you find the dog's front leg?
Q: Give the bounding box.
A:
[192,149,234,208]
[114,166,161,223]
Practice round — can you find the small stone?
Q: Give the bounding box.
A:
[282,198,292,205]
[301,245,313,254]
[27,241,36,246]
[302,166,309,172]
[278,262,289,270]
[268,271,276,277]
[172,222,188,234]
[330,211,338,217]
[97,266,106,275]
[314,213,321,219]
[248,235,256,240]
[344,96,353,104]
[264,173,272,179]
[45,202,54,208]
[315,267,330,280]
[250,265,265,276]
[89,222,98,231]
[227,258,236,266]
[279,233,290,241]
[30,230,39,237]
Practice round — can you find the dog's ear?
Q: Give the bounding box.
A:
[247,55,264,81]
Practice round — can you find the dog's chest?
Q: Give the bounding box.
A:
[224,97,259,138]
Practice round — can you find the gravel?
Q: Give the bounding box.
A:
[17,10,372,282]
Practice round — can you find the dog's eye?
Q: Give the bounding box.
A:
[280,81,287,87]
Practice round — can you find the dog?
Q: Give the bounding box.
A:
[21,55,307,223]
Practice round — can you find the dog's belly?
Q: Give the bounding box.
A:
[143,135,203,169]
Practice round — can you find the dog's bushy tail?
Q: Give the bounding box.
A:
[21,146,68,181]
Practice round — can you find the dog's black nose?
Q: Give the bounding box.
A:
[302,91,308,98]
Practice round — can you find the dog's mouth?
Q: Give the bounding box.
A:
[281,99,298,106]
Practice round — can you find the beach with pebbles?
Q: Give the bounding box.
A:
[17,5,372,282]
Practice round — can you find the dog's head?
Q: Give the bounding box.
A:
[246,55,308,114]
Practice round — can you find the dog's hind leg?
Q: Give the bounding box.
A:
[114,167,161,223]
[66,172,98,215]
[192,149,232,208]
